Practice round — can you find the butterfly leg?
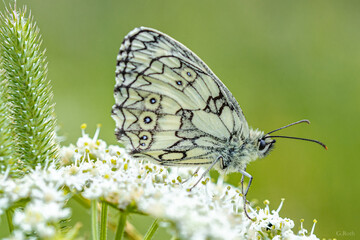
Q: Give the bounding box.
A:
[188,156,222,191]
[182,167,200,184]
[239,168,254,221]
[240,168,253,197]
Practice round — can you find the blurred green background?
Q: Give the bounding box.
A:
[1,0,359,239]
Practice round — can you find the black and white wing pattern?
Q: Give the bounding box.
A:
[112,27,249,166]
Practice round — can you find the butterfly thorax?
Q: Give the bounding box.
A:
[217,129,272,173]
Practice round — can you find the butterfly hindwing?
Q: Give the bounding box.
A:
[112,27,249,165]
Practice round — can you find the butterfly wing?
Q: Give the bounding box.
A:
[112,27,249,166]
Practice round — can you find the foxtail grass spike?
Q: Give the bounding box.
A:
[0,5,59,174]
[0,65,12,173]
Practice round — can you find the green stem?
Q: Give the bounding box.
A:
[91,200,99,240]
[6,208,14,233]
[72,193,91,209]
[65,222,82,239]
[107,201,147,216]
[143,218,159,240]
[115,211,127,240]
[100,201,108,240]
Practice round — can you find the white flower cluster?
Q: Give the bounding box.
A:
[0,126,321,239]
[0,165,71,239]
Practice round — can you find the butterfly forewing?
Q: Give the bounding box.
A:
[112,27,249,166]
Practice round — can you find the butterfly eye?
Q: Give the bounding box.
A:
[258,139,266,151]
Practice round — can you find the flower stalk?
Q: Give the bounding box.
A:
[115,211,127,240]
[91,200,99,240]
[6,208,14,233]
[100,201,108,240]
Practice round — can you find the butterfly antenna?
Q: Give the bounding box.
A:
[264,135,327,149]
[266,119,310,135]
[264,119,327,149]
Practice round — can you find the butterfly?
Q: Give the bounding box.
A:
[111,27,327,219]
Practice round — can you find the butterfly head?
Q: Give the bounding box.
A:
[248,129,276,159]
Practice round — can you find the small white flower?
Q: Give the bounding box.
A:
[13,207,44,232]
[3,230,26,240]
[4,178,31,202]
[13,199,70,237]
[0,195,10,215]
[59,144,76,165]
[31,182,65,203]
